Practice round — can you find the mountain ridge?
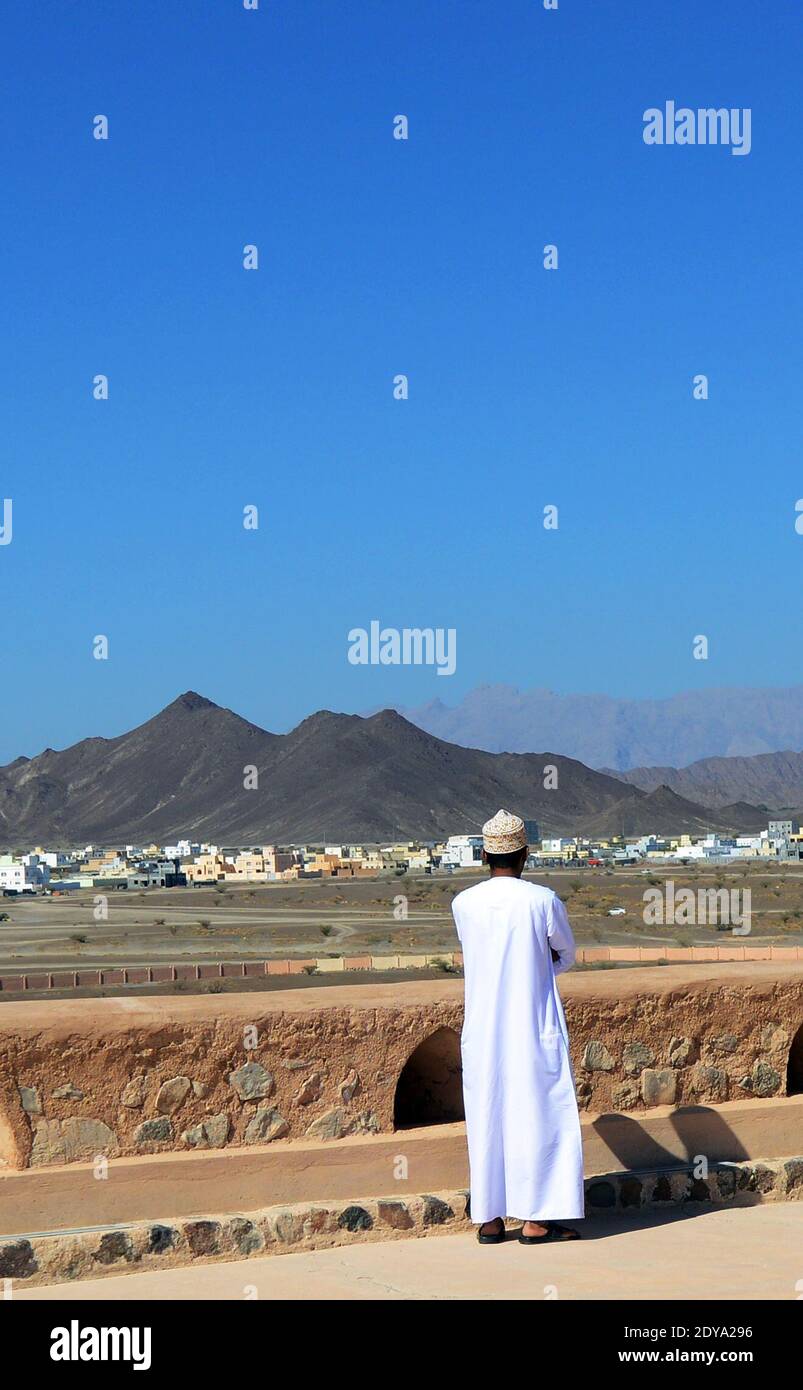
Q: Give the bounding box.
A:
[0,691,770,847]
[395,683,803,770]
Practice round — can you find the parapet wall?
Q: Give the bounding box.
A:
[0,964,800,1171]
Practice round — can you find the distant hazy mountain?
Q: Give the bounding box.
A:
[398,684,803,770]
[608,749,803,811]
[0,691,765,847]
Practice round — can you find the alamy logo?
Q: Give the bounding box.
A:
[348,621,456,676]
[50,1321,151,1370]
[643,102,751,156]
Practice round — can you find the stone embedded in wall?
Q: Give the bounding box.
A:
[622,1042,655,1076]
[120,1077,147,1108]
[192,1080,210,1098]
[31,1117,118,1166]
[691,1064,728,1103]
[243,1107,289,1144]
[581,1041,615,1073]
[226,1217,264,1254]
[705,1034,739,1057]
[355,1110,379,1134]
[93,1232,135,1266]
[737,1163,778,1195]
[779,1159,803,1195]
[612,1081,640,1110]
[640,1069,677,1107]
[686,1177,710,1203]
[619,1176,643,1208]
[134,1117,173,1147]
[228,1061,274,1102]
[668,1036,694,1068]
[377,1200,414,1230]
[586,1180,616,1209]
[574,1080,593,1110]
[149,1225,175,1254]
[0,1239,38,1279]
[759,1022,789,1054]
[52,1083,84,1101]
[302,1208,338,1238]
[183,1114,230,1149]
[184,1221,220,1256]
[270,1209,304,1244]
[422,1195,453,1226]
[650,1175,673,1203]
[741,1060,782,1098]
[293,1072,323,1106]
[19,1086,42,1115]
[338,1205,373,1232]
[339,1069,360,1103]
[305,1107,348,1140]
[156,1076,192,1115]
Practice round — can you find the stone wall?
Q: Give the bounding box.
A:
[2,1156,802,1288]
[0,964,800,1170]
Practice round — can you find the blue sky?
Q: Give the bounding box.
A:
[1,1,801,760]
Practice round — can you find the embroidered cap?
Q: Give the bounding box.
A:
[482,808,527,854]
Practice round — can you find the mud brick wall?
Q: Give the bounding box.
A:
[0,966,800,1170]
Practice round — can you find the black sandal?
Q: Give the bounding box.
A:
[518,1222,580,1245]
[477,1219,506,1244]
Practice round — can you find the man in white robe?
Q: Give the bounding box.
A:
[451,809,584,1244]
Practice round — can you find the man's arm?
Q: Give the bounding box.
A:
[547,893,576,974]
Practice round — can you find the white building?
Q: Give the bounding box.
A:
[0,857,26,892]
[441,835,483,868]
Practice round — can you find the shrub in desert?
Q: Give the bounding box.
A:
[302,964,319,975]
[320,925,335,936]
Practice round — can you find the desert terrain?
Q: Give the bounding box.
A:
[1,860,802,1000]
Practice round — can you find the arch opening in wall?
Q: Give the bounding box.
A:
[393,1026,464,1129]
[787,1022,803,1096]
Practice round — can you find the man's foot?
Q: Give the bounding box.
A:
[518,1221,581,1245]
[477,1217,505,1244]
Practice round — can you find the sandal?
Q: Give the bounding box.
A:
[518,1222,580,1245]
[477,1219,506,1245]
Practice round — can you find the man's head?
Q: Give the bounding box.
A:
[481,809,528,876]
[483,845,528,876]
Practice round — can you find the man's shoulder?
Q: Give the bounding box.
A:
[454,878,558,908]
[452,880,488,910]
[524,880,558,902]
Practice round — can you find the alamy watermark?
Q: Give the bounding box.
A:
[643,102,751,156]
[348,622,456,676]
[643,881,751,934]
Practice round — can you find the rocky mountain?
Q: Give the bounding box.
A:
[397,684,803,771]
[0,692,767,847]
[606,749,803,812]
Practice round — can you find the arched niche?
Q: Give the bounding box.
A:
[393,1026,464,1128]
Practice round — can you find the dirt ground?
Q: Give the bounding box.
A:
[0,863,801,987]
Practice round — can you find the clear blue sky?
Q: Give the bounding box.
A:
[2,1,801,760]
